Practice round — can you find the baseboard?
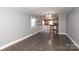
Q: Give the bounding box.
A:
[58,33,66,35]
[66,34,79,49]
[0,31,41,50]
[1,31,79,50]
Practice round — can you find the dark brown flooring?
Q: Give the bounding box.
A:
[1,32,79,51]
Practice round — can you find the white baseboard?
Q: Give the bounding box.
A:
[0,31,41,50]
[1,31,79,50]
[58,33,79,48]
[66,34,79,49]
[58,33,66,35]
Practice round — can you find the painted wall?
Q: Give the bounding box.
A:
[0,7,41,47]
[58,14,66,34]
[66,7,79,44]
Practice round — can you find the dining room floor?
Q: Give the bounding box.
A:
[1,31,79,51]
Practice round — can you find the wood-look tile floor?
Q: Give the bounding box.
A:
[1,32,79,51]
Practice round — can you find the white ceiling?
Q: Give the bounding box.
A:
[18,7,73,16]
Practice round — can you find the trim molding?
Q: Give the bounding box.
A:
[59,33,79,48]
[58,33,66,35]
[1,31,79,50]
[0,31,41,50]
[66,34,79,48]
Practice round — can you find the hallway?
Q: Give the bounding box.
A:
[0,7,79,51]
[0,1,79,59]
[2,31,79,51]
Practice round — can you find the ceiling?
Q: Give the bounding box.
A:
[18,7,73,16]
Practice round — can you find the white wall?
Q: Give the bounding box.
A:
[0,7,41,47]
[58,14,66,34]
[66,7,79,44]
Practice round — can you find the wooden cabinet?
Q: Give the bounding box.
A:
[52,16,58,35]
[43,15,58,35]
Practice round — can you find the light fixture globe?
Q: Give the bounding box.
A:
[44,14,53,19]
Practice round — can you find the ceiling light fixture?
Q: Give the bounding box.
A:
[44,14,53,19]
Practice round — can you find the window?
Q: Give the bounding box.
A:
[31,17,36,28]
